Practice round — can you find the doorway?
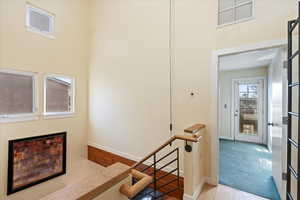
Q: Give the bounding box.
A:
[212,41,287,200]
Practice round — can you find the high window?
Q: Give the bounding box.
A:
[218,0,254,26]
[44,75,74,117]
[26,4,54,37]
[0,70,37,122]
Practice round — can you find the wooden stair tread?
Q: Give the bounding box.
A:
[165,196,179,200]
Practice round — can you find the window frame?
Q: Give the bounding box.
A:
[26,4,55,38]
[44,74,75,119]
[0,69,39,123]
[217,0,255,28]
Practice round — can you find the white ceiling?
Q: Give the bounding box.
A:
[219,48,280,71]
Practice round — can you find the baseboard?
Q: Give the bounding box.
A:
[89,142,140,162]
[183,177,207,200]
[183,193,194,200]
[219,136,233,140]
[183,176,218,200]
[205,176,218,186]
[88,142,184,177]
[271,176,282,199]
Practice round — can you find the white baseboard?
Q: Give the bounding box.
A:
[88,142,184,176]
[205,176,218,186]
[183,193,194,200]
[219,136,233,140]
[183,177,207,200]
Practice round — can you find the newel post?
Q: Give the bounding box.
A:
[183,124,206,200]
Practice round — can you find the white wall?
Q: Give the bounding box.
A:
[88,0,297,182]
[0,0,89,199]
[88,0,172,163]
[218,67,268,140]
[177,0,296,181]
[0,0,296,198]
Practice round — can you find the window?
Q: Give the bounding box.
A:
[0,69,37,122]
[218,0,254,26]
[26,4,54,37]
[44,75,74,117]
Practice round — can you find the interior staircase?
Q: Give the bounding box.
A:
[40,129,202,200]
[119,134,201,200]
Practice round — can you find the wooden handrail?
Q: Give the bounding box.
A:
[132,134,201,168]
[119,169,153,198]
[184,123,206,134]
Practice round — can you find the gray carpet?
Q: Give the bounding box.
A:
[219,139,281,200]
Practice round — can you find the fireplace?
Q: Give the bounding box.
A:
[7,132,67,195]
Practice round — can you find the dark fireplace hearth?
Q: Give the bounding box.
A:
[7,132,66,195]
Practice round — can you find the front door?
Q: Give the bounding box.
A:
[233,78,264,144]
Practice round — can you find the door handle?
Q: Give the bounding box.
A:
[268,122,274,126]
[234,110,239,117]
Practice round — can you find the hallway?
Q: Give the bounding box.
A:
[219,139,280,199]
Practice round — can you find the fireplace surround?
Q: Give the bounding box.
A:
[7,132,66,195]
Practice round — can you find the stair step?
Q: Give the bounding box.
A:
[165,197,179,200]
[132,188,162,200]
[131,187,179,200]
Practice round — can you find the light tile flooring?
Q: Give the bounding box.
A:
[198,184,269,200]
[6,159,105,200]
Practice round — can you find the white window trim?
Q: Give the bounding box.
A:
[44,74,75,119]
[0,113,39,123]
[43,112,75,119]
[26,4,55,39]
[0,69,39,123]
[217,0,255,28]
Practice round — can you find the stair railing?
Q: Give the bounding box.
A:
[130,134,201,199]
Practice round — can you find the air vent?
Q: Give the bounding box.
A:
[26,5,54,37]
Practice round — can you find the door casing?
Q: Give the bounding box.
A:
[211,39,287,187]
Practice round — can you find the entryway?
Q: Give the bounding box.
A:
[215,43,287,200]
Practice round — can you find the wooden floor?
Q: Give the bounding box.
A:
[197,184,269,200]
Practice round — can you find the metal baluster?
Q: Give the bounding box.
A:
[298,4,300,199]
[177,148,180,189]
[153,153,157,199]
[287,20,292,200]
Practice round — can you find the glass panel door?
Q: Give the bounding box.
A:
[239,83,259,136]
[234,78,264,144]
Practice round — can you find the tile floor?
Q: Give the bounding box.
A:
[198,184,269,200]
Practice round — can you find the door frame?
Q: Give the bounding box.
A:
[210,39,287,186]
[231,76,267,144]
